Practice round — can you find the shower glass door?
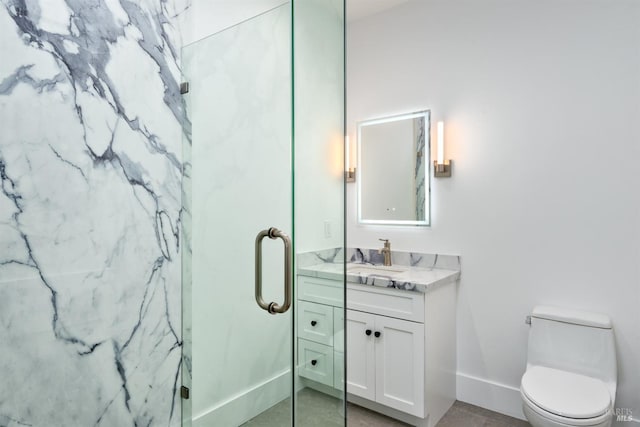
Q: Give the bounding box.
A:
[181,1,345,426]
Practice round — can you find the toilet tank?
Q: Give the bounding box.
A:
[527,305,617,386]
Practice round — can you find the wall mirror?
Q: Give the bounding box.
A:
[357,110,430,226]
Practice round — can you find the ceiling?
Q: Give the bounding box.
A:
[347,0,412,22]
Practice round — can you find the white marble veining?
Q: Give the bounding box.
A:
[349,263,459,292]
[347,247,461,271]
[299,262,459,293]
[0,0,189,425]
[298,248,461,293]
[297,247,344,268]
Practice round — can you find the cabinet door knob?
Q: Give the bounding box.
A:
[311,359,317,366]
[365,329,372,336]
[311,320,317,327]
[374,331,381,338]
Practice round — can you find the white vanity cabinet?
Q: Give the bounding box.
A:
[346,281,457,427]
[296,269,457,427]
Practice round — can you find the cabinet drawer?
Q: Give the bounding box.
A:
[347,283,424,322]
[298,275,343,307]
[298,339,334,387]
[298,301,334,346]
[333,307,344,353]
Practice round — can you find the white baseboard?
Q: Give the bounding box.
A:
[193,369,291,427]
[456,372,526,420]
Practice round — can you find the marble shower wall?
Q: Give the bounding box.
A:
[0,1,189,426]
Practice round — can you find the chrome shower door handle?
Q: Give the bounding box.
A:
[255,227,292,315]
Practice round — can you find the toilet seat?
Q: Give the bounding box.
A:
[521,366,612,425]
[522,392,612,427]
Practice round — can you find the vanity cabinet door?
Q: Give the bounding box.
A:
[374,316,425,417]
[346,310,376,401]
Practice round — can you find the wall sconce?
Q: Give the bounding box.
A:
[345,135,356,183]
[434,121,452,177]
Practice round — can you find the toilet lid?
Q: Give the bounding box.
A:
[521,366,611,419]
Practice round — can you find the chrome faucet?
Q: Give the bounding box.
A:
[378,239,392,266]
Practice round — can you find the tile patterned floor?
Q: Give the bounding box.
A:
[241,388,531,426]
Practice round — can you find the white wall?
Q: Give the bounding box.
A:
[347,0,640,422]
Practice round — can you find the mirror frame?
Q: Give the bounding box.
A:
[357,110,431,226]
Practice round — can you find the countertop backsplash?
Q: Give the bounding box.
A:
[297,247,461,272]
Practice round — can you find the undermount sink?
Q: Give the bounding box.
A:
[347,265,407,276]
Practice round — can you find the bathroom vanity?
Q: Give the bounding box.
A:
[296,249,460,427]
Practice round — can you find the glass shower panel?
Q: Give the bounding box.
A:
[293,0,346,426]
[182,5,294,426]
[182,1,345,425]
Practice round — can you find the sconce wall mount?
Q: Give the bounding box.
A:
[433,160,452,178]
[346,168,356,183]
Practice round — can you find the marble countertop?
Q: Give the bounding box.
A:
[297,262,460,293]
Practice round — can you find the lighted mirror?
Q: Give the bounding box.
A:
[357,110,430,226]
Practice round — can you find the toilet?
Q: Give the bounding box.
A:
[521,306,617,427]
